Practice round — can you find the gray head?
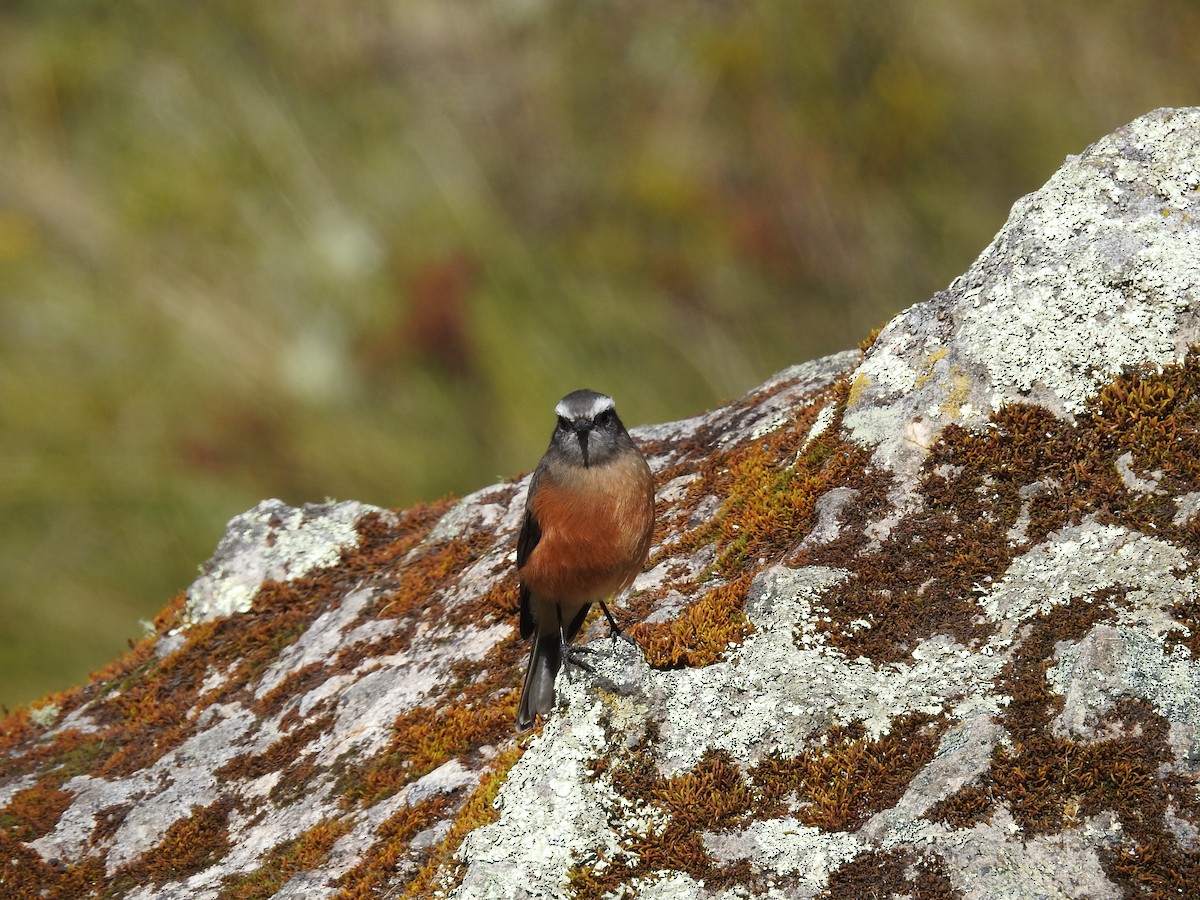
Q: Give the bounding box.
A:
[549,389,634,468]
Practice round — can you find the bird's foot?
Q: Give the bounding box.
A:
[561,641,597,673]
[598,600,642,650]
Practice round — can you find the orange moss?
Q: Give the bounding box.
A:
[216,711,335,785]
[11,343,1200,897]
[1166,596,1200,658]
[330,524,500,672]
[865,347,1200,895]
[221,817,354,900]
[662,379,871,578]
[653,749,755,833]
[624,376,883,674]
[256,661,333,719]
[333,794,455,899]
[924,782,993,829]
[818,848,957,899]
[0,708,36,758]
[0,501,457,897]
[475,576,521,627]
[394,745,523,899]
[343,692,518,807]
[572,715,944,896]
[0,829,106,899]
[0,728,108,789]
[1091,349,1200,482]
[0,779,74,842]
[115,797,234,886]
[980,585,1200,892]
[636,572,754,668]
[569,746,743,895]
[858,325,886,354]
[752,713,946,832]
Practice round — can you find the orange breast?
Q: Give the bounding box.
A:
[519,454,655,605]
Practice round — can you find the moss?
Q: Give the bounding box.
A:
[221,817,353,900]
[0,829,106,899]
[390,745,523,900]
[90,802,134,847]
[981,589,1200,893]
[569,749,745,897]
[637,572,754,668]
[1165,595,1200,658]
[753,713,946,832]
[804,344,1200,668]
[894,352,1200,894]
[333,793,455,899]
[341,690,517,808]
[677,378,873,578]
[862,347,1200,894]
[629,376,885,670]
[10,343,1200,896]
[216,709,336,807]
[0,502,453,897]
[1091,348,1200,482]
[328,523,499,669]
[571,349,1200,894]
[114,797,235,887]
[810,402,1082,664]
[0,779,74,842]
[924,782,993,829]
[571,715,945,896]
[255,661,334,719]
[818,848,958,899]
[857,325,885,354]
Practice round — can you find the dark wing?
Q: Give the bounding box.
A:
[516,470,544,640]
[516,483,542,571]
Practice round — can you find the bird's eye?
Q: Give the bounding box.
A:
[557,415,571,430]
[595,409,614,427]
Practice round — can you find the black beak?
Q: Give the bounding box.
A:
[573,420,592,466]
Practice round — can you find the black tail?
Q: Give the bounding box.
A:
[516,633,562,730]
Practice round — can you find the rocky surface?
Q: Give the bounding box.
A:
[3,107,1200,898]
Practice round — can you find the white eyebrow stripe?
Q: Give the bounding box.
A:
[555,393,615,419]
[585,394,615,417]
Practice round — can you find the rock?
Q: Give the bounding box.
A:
[3,107,1200,899]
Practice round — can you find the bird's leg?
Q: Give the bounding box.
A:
[558,606,596,673]
[598,600,641,649]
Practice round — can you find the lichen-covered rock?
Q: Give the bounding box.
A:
[3,107,1200,899]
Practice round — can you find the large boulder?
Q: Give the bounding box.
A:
[3,107,1200,899]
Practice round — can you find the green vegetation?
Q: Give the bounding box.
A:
[1,1,1198,708]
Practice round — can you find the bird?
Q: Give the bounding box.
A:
[515,389,656,730]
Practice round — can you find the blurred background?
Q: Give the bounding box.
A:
[1,1,1197,711]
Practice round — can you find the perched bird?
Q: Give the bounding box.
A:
[515,389,656,730]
